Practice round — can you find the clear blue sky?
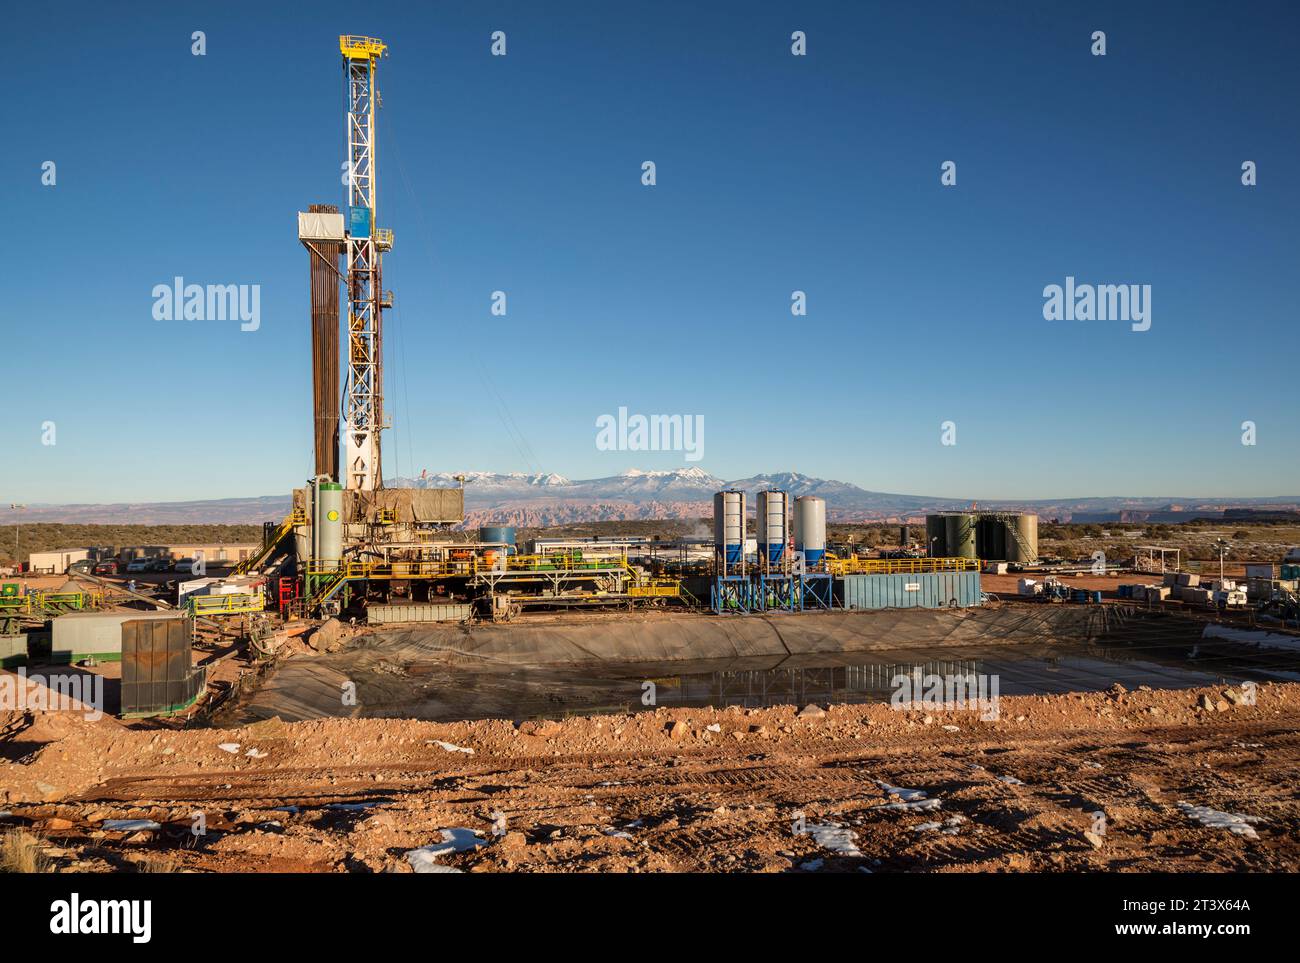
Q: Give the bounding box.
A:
[3,0,1297,503]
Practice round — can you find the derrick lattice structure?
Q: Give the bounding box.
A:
[340,35,393,491]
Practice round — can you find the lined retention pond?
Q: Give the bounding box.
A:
[218,611,1300,725]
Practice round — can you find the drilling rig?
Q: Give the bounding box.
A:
[271,36,463,616]
[253,37,665,621]
[299,35,393,491]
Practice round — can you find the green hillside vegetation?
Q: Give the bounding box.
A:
[1,524,263,565]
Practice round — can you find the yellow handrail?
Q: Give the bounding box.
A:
[303,551,633,580]
[0,590,101,615]
[629,579,682,598]
[827,556,980,576]
[236,513,297,575]
[188,592,266,616]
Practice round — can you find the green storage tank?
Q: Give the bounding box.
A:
[1006,514,1038,564]
[945,513,977,559]
[976,515,1005,560]
[316,481,343,569]
[925,516,947,557]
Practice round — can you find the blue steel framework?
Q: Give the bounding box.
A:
[711,576,755,615]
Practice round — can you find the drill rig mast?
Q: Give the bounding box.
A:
[339,35,393,491]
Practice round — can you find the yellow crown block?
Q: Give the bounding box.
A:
[339,35,387,59]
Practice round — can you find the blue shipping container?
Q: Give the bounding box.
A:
[841,571,981,610]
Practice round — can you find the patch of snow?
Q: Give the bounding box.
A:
[428,740,474,754]
[103,819,161,831]
[998,775,1024,786]
[915,815,966,835]
[245,748,267,758]
[406,828,488,872]
[805,822,863,857]
[1203,624,1300,652]
[1177,802,1264,840]
[799,858,825,871]
[409,861,463,873]
[217,743,240,753]
[875,780,928,801]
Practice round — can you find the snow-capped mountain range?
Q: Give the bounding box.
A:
[387,470,1300,528]
[389,468,897,527]
[12,469,1298,526]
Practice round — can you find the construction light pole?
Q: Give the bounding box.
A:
[1214,538,1230,583]
[9,504,27,568]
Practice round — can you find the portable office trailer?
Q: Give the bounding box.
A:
[51,610,187,663]
[27,549,90,575]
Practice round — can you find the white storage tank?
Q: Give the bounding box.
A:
[794,495,826,566]
[756,490,788,565]
[713,490,745,567]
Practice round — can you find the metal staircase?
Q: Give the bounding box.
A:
[304,568,350,611]
[236,511,303,576]
[984,512,1036,562]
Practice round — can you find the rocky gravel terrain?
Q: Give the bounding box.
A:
[2,682,1297,873]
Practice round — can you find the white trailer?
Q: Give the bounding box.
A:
[27,548,90,575]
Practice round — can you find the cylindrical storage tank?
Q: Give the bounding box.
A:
[899,525,909,547]
[794,496,826,567]
[317,482,343,570]
[945,513,977,559]
[925,515,946,557]
[478,526,517,550]
[976,515,1005,560]
[713,490,745,568]
[1006,514,1038,564]
[756,490,788,565]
